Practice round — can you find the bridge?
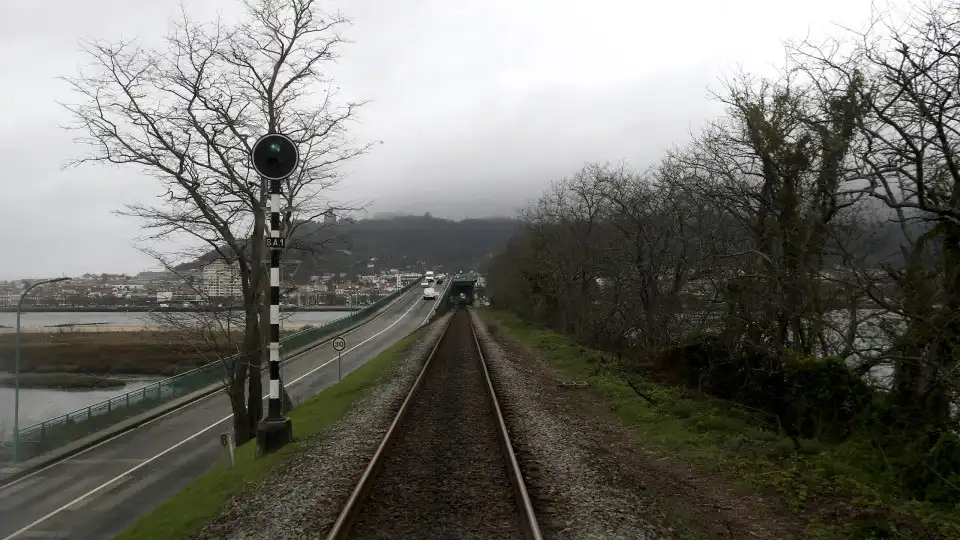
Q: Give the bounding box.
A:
[448,272,479,305]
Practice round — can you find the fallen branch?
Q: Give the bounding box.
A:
[624,377,657,404]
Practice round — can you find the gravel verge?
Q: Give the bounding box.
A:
[469,308,674,540]
[348,308,523,540]
[193,314,452,540]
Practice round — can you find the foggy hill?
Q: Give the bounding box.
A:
[177,205,927,284]
[180,215,519,281]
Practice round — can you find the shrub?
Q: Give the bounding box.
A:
[782,354,872,441]
[649,337,873,442]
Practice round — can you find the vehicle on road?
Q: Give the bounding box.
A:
[421,280,429,287]
[423,287,438,300]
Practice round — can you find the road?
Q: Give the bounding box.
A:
[0,285,438,540]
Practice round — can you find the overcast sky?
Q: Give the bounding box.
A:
[0,0,905,280]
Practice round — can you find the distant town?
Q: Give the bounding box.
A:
[0,261,428,310]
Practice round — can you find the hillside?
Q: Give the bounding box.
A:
[180,215,519,281]
[177,207,922,283]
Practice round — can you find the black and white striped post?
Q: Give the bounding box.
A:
[251,132,299,455]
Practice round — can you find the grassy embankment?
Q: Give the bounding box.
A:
[115,329,424,540]
[479,309,960,540]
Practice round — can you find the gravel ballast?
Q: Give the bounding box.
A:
[469,309,674,540]
[194,314,452,540]
[347,308,523,540]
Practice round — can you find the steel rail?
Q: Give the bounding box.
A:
[324,308,456,540]
[325,307,542,540]
[469,308,543,540]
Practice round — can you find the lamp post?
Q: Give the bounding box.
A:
[13,276,71,462]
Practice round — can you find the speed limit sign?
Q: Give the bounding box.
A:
[332,336,346,352]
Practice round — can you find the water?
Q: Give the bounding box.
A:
[0,310,353,439]
[0,310,352,331]
[0,376,161,441]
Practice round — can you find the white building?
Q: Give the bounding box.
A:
[201,260,243,298]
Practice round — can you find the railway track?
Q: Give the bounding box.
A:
[326,307,542,540]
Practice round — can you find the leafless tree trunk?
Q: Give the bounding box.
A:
[61,0,372,444]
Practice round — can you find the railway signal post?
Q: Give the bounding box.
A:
[251,132,299,455]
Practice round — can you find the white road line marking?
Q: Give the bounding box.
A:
[420,287,445,326]
[0,288,418,493]
[2,297,422,540]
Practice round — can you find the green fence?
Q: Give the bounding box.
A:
[6,277,422,464]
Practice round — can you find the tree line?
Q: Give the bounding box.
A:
[487,1,960,504]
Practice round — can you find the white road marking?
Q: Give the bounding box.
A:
[0,288,417,493]
[420,299,438,326]
[2,297,423,540]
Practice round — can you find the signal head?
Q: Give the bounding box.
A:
[251,134,299,180]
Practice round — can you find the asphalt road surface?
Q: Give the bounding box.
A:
[0,286,439,540]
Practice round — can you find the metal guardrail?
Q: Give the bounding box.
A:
[6,277,422,463]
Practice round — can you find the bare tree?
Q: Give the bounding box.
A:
[137,247,298,416]
[485,1,960,509]
[599,161,712,352]
[517,165,613,341]
[791,0,960,424]
[60,0,372,443]
[669,66,866,357]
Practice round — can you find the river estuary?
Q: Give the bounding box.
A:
[0,310,352,440]
[0,310,353,331]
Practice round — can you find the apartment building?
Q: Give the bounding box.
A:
[201,260,243,298]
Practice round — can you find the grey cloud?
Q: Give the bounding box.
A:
[0,0,893,279]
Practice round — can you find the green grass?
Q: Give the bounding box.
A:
[481,309,960,540]
[116,329,424,540]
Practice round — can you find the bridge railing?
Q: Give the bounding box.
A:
[5,278,421,464]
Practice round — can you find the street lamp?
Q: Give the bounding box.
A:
[13,276,71,462]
